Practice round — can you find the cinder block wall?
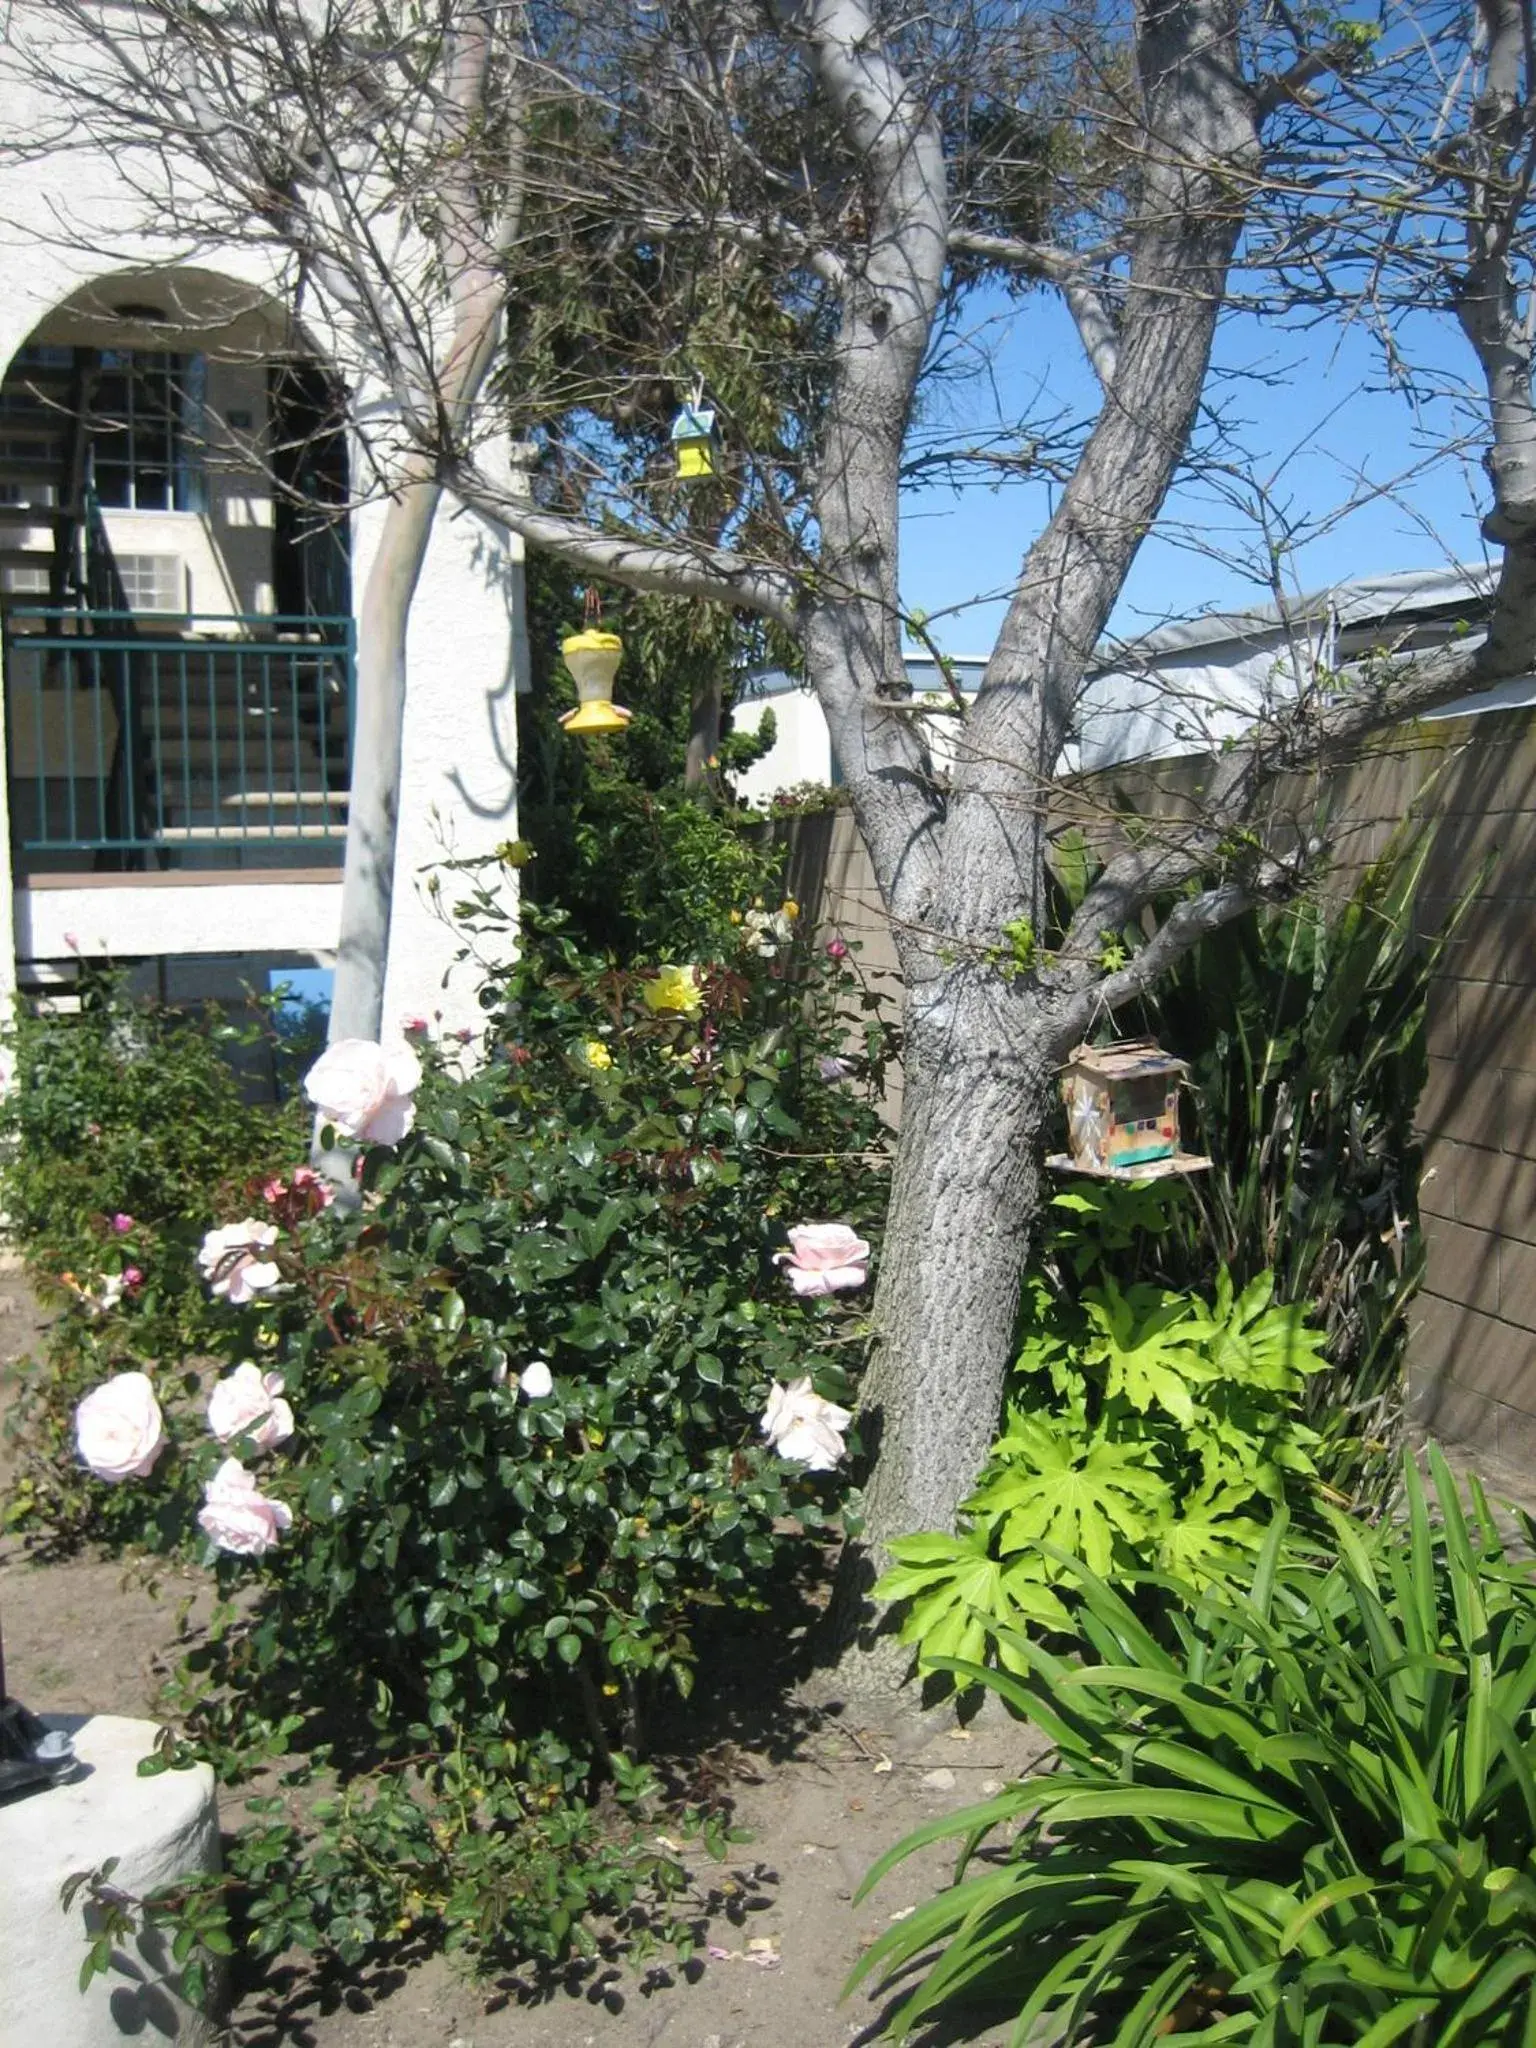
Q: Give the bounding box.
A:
[784,712,1536,1465]
[1362,712,1536,1464]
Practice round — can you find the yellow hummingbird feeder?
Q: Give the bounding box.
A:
[559,627,631,738]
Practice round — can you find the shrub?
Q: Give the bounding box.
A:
[1123,824,1462,1506]
[0,967,301,1547]
[855,1448,1536,2047]
[64,899,894,1977]
[877,1180,1328,1678]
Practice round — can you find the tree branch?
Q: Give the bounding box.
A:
[948,229,1119,387]
[449,468,804,627]
[1056,865,1290,1044]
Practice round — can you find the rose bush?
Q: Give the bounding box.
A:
[0,967,302,1550]
[59,892,895,1981]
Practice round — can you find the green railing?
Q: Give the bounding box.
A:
[2,610,354,874]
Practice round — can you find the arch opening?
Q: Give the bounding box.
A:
[0,266,354,878]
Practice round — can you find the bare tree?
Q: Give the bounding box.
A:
[14,0,1536,1683]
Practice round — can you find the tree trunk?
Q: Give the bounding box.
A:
[328,474,444,1044]
[820,975,1061,1687]
[684,669,722,792]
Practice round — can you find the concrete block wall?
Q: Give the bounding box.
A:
[1358,711,1536,1464]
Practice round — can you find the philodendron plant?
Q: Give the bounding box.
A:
[853,1447,1536,2047]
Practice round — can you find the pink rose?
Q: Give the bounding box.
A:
[303,1039,422,1145]
[197,1458,293,1557]
[263,1166,335,1216]
[774,1222,871,1297]
[826,937,849,961]
[403,1015,430,1035]
[111,1212,134,1235]
[75,1371,166,1481]
[198,1220,282,1304]
[207,1363,294,1450]
[761,1377,852,1471]
[121,1265,144,1292]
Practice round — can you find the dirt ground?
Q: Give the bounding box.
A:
[0,1267,1047,2048]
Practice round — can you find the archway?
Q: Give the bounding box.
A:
[0,268,353,876]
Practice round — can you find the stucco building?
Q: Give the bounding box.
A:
[0,32,526,1038]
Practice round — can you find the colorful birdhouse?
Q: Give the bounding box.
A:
[558,629,631,738]
[670,403,719,480]
[1060,1039,1186,1173]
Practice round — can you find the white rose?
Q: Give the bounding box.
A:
[303,1039,422,1145]
[197,1458,293,1557]
[518,1361,554,1399]
[75,1371,167,1482]
[760,1376,852,1472]
[198,1220,282,1305]
[207,1362,294,1450]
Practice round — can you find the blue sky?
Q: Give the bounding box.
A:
[899,285,1490,657]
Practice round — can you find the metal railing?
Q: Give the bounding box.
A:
[2,609,354,873]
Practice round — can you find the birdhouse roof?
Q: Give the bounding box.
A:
[1062,1039,1187,1083]
[671,405,717,442]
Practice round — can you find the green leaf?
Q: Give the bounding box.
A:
[972,1418,1169,1578]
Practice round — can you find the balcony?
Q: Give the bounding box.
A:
[3,610,353,880]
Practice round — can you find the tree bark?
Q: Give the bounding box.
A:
[820,977,1062,1691]
[328,472,444,1041]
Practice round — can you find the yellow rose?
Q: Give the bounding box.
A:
[580,1040,613,1070]
[642,965,703,1017]
[781,898,800,920]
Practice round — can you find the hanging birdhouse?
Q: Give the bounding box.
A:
[1055,1039,1208,1178]
[670,403,719,480]
[558,629,632,738]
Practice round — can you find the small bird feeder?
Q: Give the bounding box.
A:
[558,628,631,738]
[1052,1038,1210,1180]
[670,379,720,479]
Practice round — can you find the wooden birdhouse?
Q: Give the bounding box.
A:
[670,403,719,479]
[1059,1039,1187,1174]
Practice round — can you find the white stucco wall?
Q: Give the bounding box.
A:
[357,465,526,1043]
[732,686,836,804]
[17,877,342,962]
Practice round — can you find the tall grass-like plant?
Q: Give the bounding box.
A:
[1120,822,1471,1506]
[853,1447,1536,2046]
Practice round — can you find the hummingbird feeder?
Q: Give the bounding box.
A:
[559,601,631,738]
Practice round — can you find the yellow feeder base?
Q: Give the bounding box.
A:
[675,441,718,479]
[559,700,633,736]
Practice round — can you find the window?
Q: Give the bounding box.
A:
[90,350,206,513]
[114,553,186,614]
